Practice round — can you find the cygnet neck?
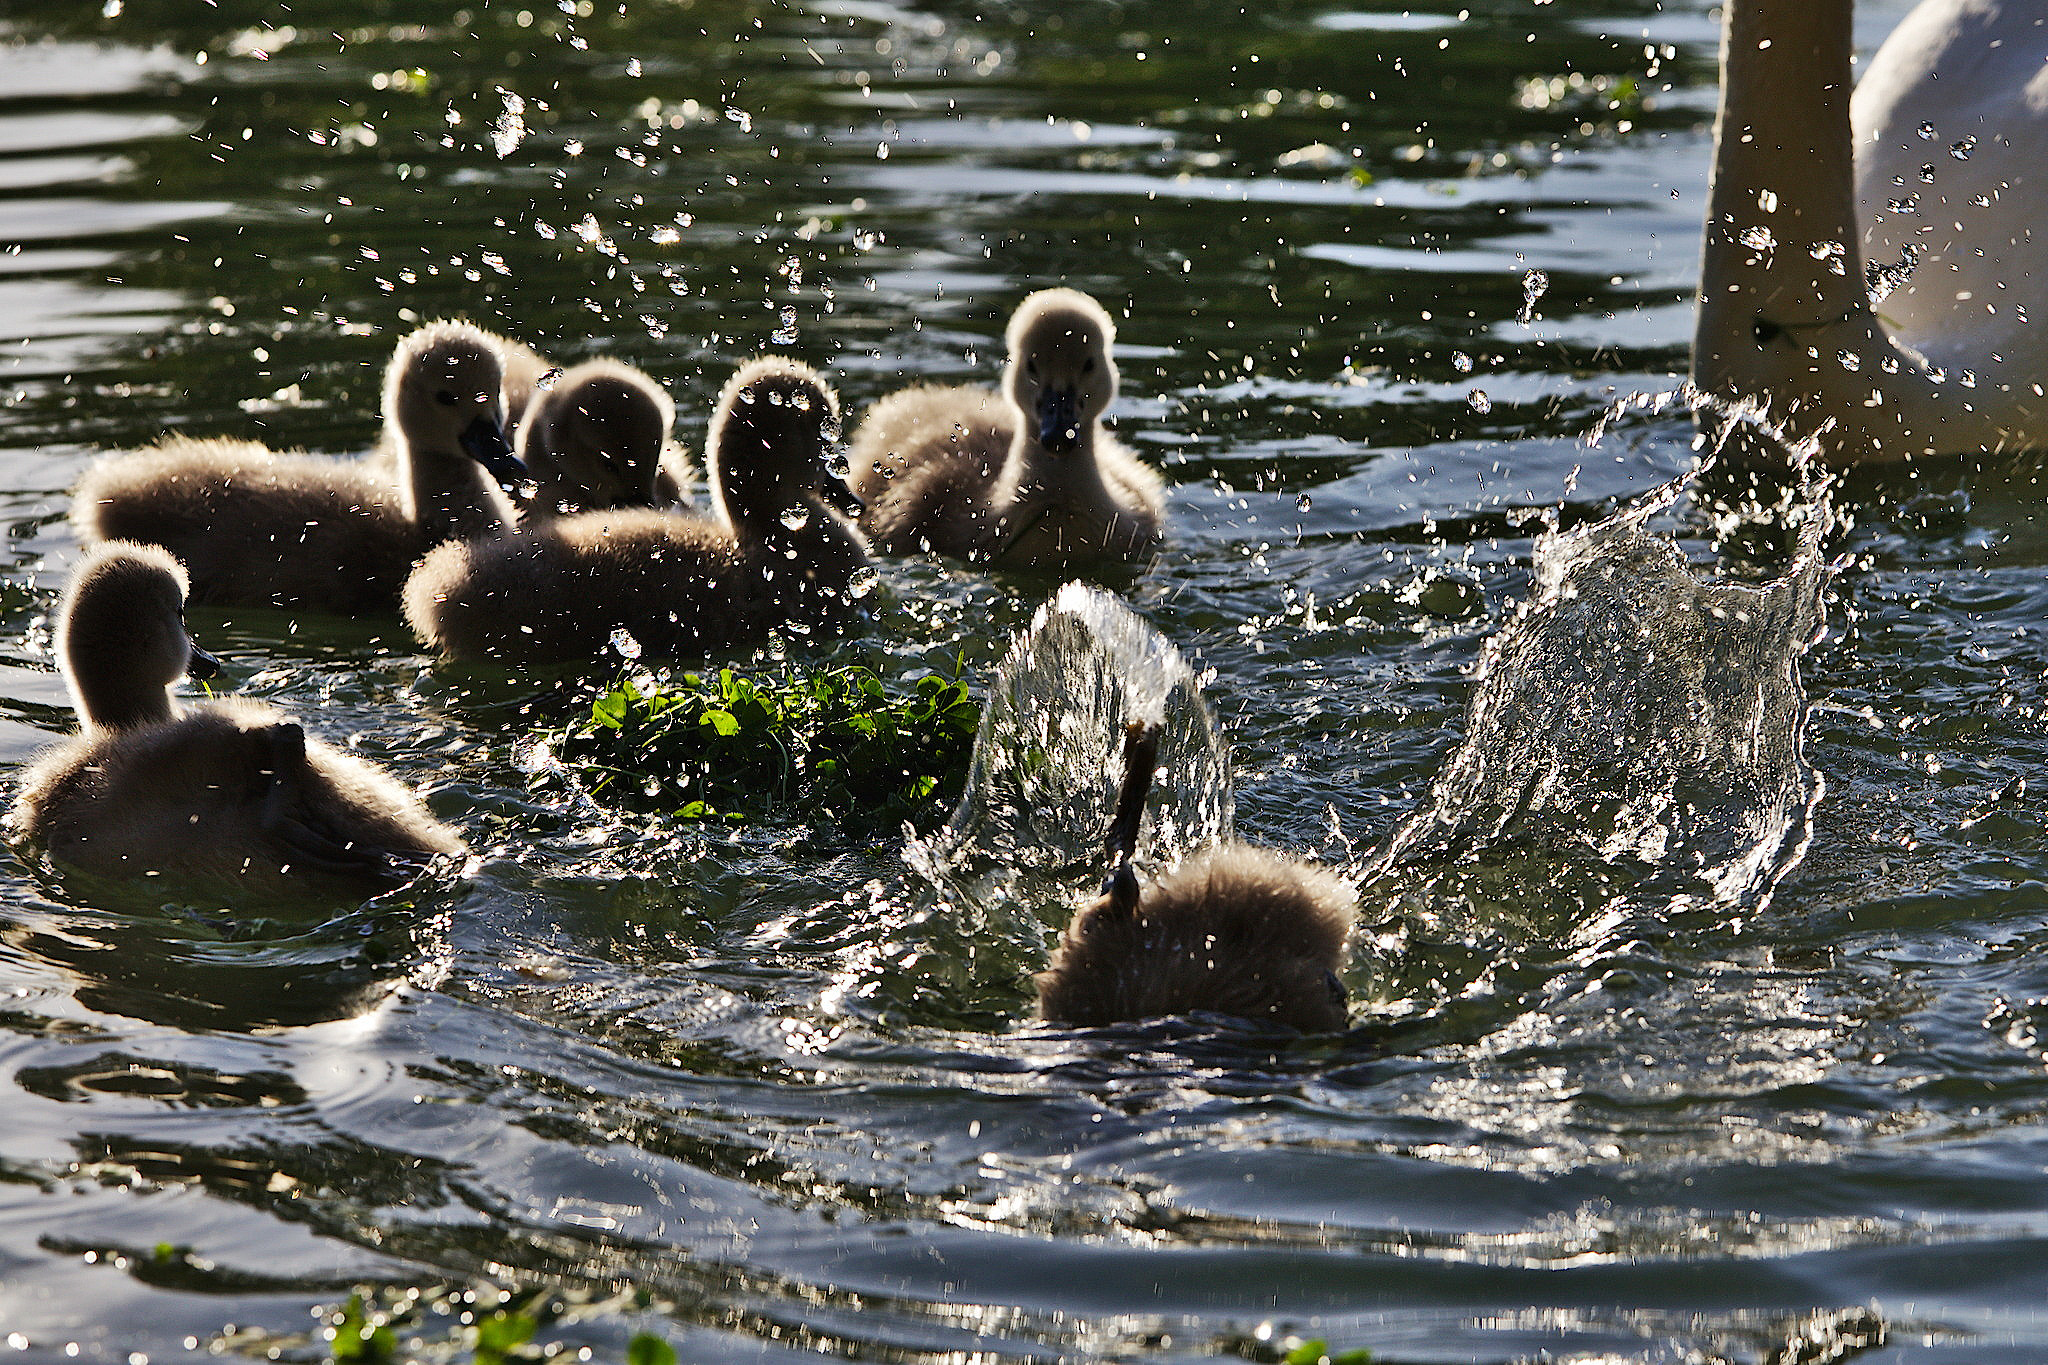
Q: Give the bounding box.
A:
[66,647,178,734]
[397,426,511,544]
[992,417,1110,507]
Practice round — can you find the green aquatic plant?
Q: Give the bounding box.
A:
[329,1293,397,1364]
[540,664,981,827]
[1282,1340,1373,1365]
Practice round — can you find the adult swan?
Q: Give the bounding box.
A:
[1692,0,2048,463]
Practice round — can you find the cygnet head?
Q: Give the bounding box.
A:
[1036,844,1355,1032]
[707,356,852,531]
[382,321,516,478]
[519,359,676,510]
[1002,288,1119,457]
[56,541,221,732]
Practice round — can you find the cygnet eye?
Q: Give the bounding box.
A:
[1025,359,1039,379]
[435,389,460,407]
[1082,357,1097,375]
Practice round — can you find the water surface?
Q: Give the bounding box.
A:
[3,0,2045,1361]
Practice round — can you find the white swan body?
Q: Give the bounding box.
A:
[1692,0,2045,462]
[1853,1,2048,383]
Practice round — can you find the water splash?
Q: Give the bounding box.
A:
[913,583,1232,928]
[1376,423,1832,918]
[834,587,1234,1024]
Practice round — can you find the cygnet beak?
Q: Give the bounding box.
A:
[186,644,222,681]
[1037,387,1082,454]
[459,415,525,488]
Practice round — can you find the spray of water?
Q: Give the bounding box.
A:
[1371,395,1834,953]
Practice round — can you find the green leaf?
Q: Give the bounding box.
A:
[699,708,740,738]
[626,1335,678,1365]
[331,1293,398,1364]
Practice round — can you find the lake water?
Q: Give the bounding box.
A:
[4,0,2045,1360]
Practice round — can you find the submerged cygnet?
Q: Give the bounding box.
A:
[72,322,519,612]
[10,542,466,892]
[849,288,1165,570]
[404,356,870,665]
[1036,722,1354,1031]
[514,358,694,521]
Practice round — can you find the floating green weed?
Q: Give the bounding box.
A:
[329,1293,397,1364]
[541,664,981,827]
[1282,1340,1374,1365]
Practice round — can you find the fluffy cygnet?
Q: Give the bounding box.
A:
[1036,721,1354,1031]
[849,288,1165,571]
[404,356,870,666]
[514,358,695,521]
[72,322,518,612]
[10,542,465,892]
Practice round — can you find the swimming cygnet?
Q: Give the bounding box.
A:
[10,542,466,892]
[514,358,695,521]
[848,288,1165,571]
[1036,721,1354,1031]
[72,321,519,613]
[404,355,870,666]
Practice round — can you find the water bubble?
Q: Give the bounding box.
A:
[1467,388,1493,414]
[1451,351,1474,373]
[1517,268,1549,324]
[1951,135,1976,160]
[609,628,643,660]
[1917,120,1937,140]
[780,507,812,531]
[1296,493,1313,512]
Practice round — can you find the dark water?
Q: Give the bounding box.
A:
[5,0,2047,1359]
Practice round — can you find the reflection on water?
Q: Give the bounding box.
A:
[3,0,2047,1360]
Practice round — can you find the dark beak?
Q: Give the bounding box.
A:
[1037,388,1082,455]
[1099,720,1161,914]
[459,415,526,489]
[820,473,865,515]
[186,644,222,681]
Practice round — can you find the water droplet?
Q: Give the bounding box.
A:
[1917,120,1937,140]
[780,507,812,530]
[1919,162,1937,183]
[1295,493,1313,512]
[1516,269,1548,325]
[1951,135,1976,160]
[535,366,564,391]
[609,628,642,660]
[625,57,642,77]
[1836,349,1861,372]
[1756,188,1779,213]
[772,305,799,345]
[1451,351,1473,373]
[1739,225,1777,252]
[1467,388,1493,414]
[847,565,881,599]
[491,88,527,159]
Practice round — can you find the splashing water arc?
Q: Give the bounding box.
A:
[913,583,1235,934]
[1383,469,1832,911]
